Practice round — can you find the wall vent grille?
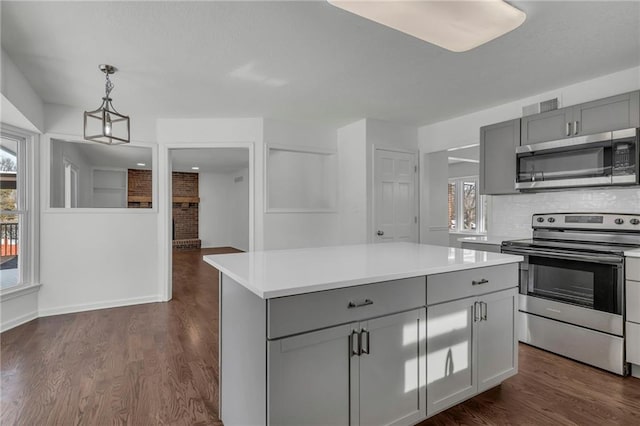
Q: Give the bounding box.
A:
[522,97,560,116]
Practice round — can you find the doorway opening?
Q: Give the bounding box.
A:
[168,147,252,299]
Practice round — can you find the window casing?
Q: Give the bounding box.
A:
[1,125,38,292]
[448,176,486,234]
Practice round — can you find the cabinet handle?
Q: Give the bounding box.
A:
[472,279,489,286]
[481,301,488,321]
[361,329,370,355]
[473,302,480,322]
[349,330,360,357]
[347,299,374,309]
[574,120,579,135]
[566,122,572,136]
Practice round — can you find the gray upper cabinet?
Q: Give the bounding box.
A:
[573,91,640,136]
[479,118,520,195]
[521,91,640,145]
[520,107,573,145]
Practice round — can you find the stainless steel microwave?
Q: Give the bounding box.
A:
[515,128,639,190]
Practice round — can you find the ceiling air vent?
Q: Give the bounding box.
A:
[522,97,560,117]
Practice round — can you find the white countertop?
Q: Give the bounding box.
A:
[204,242,523,299]
[457,235,523,245]
[626,248,640,258]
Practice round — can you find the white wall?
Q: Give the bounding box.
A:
[338,119,368,244]
[38,212,160,316]
[262,118,340,249]
[419,66,640,240]
[1,49,44,132]
[228,168,250,252]
[199,168,250,251]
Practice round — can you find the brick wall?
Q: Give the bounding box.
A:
[172,172,198,198]
[128,169,152,208]
[172,172,200,249]
[126,169,201,249]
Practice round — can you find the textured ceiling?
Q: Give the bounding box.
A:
[2,1,640,127]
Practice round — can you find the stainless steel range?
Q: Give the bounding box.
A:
[501,213,640,375]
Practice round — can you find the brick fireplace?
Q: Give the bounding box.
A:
[127,169,201,250]
[171,172,201,250]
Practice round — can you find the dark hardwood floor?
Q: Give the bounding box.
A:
[2,248,640,425]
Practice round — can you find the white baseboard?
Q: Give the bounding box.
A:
[632,364,640,379]
[1,310,38,333]
[38,295,164,318]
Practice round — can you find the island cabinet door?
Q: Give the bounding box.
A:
[476,288,518,392]
[357,308,426,426]
[267,322,356,426]
[426,297,476,417]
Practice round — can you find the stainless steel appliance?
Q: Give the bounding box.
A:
[501,213,640,375]
[515,128,639,190]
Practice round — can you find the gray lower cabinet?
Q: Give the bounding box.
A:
[268,323,354,425]
[268,308,426,426]
[426,287,518,417]
[626,258,640,366]
[521,90,640,145]
[479,118,520,195]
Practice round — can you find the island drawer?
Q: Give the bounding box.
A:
[267,276,425,339]
[427,263,518,305]
[627,258,640,281]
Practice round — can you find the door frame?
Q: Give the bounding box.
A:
[159,142,255,301]
[371,145,420,243]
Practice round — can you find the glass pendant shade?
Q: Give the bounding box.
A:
[83,64,130,145]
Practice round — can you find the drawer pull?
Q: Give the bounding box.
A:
[347,299,374,309]
[472,279,489,286]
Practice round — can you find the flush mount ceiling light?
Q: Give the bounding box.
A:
[327,0,526,52]
[84,64,130,145]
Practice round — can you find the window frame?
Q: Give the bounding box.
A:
[1,124,39,294]
[448,175,486,235]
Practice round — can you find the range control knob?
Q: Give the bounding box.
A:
[536,217,545,223]
[631,218,640,225]
[547,217,556,223]
[615,218,624,225]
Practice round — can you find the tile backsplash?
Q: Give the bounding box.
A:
[489,187,640,238]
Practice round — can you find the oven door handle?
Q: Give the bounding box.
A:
[502,247,623,265]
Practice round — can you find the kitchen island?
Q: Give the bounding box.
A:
[204,242,523,426]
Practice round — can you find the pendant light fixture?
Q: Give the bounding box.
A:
[327,0,526,53]
[84,64,130,145]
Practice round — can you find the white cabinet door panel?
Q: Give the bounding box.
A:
[426,297,476,416]
[358,309,426,426]
[477,288,518,392]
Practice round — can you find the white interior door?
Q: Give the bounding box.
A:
[374,149,417,242]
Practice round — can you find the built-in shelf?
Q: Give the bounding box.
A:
[93,168,127,208]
